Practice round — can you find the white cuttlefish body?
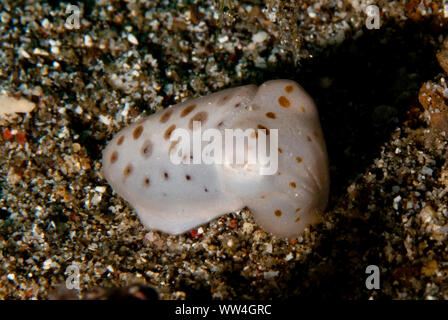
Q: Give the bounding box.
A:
[102,80,329,238]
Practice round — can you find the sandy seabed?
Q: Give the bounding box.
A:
[0,0,447,299]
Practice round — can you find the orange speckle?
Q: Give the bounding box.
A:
[295,217,301,223]
[265,112,276,119]
[307,136,312,142]
[285,85,293,93]
[229,220,238,228]
[313,131,319,138]
[278,96,291,108]
[180,104,196,117]
[289,182,296,188]
[278,148,282,153]
[123,164,133,178]
[189,111,208,130]
[141,140,153,158]
[110,151,118,164]
[133,125,143,139]
[296,157,302,163]
[295,208,301,213]
[160,109,173,123]
[300,106,306,113]
[117,136,124,145]
[274,210,282,217]
[168,140,179,155]
[164,124,176,140]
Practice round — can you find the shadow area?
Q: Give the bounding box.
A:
[268,21,439,299]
